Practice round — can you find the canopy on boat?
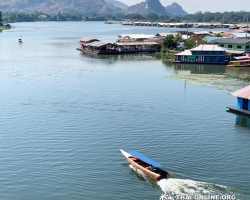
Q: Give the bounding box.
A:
[128,150,162,168]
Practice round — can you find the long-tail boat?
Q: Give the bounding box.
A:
[120,149,170,181]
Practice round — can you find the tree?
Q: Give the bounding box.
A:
[125,13,145,20]
[146,13,159,21]
[183,39,196,50]
[215,33,222,37]
[163,35,177,50]
[174,33,182,43]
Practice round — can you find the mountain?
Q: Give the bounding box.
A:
[165,2,188,16]
[104,0,128,10]
[127,0,167,15]
[0,0,115,14]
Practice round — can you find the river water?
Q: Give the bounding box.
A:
[0,22,250,200]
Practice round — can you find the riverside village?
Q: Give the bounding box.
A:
[1,0,250,199]
[77,20,250,119]
[78,21,250,67]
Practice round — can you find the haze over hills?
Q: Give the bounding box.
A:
[0,0,188,16]
[127,0,188,16]
[127,0,167,15]
[0,0,114,14]
[165,2,188,15]
[104,0,128,10]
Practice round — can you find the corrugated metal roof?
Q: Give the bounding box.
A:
[209,38,250,44]
[116,42,158,45]
[87,41,112,47]
[155,33,178,37]
[79,37,99,42]
[230,85,250,99]
[234,56,249,60]
[232,32,250,38]
[203,36,223,43]
[226,50,245,54]
[203,36,221,43]
[192,31,210,35]
[182,35,189,40]
[175,50,192,56]
[191,45,225,51]
[118,34,155,39]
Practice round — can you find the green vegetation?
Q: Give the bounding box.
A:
[2,11,249,24]
[166,73,250,92]
[185,11,250,24]
[0,11,8,30]
[160,34,205,52]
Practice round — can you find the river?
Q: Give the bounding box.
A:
[0,21,249,200]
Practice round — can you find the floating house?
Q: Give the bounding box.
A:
[77,35,159,54]
[155,32,178,37]
[227,85,250,116]
[117,34,155,42]
[174,45,227,64]
[209,38,250,53]
[78,37,100,45]
[115,42,158,53]
[77,38,119,54]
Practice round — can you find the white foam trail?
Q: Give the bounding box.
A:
[158,178,228,196]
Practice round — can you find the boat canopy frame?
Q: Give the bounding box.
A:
[128,150,162,168]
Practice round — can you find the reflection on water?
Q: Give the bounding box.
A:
[79,52,158,62]
[226,67,250,82]
[165,63,250,92]
[236,115,250,129]
[174,64,226,74]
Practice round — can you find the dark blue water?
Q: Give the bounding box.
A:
[0,22,249,200]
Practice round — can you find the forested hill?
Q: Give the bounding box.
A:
[165,2,188,16]
[127,0,167,15]
[0,0,116,14]
[104,0,128,10]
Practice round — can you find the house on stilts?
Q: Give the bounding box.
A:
[227,85,250,116]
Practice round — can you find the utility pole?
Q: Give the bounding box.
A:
[246,13,249,39]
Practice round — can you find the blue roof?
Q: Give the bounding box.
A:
[203,36,222,43]
[128,150,162,168]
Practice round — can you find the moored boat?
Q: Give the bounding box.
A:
[227,59,250,67]
[120,149,170,181]
[228,53,250,67]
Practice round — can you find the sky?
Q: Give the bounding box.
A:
[119,0,249,13]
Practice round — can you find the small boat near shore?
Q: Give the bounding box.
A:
[120,149,170,181]
[227,53,250,67]
[227,59,250,67]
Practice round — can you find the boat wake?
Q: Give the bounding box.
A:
[158,178,248,200]
[128,164,249,199]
